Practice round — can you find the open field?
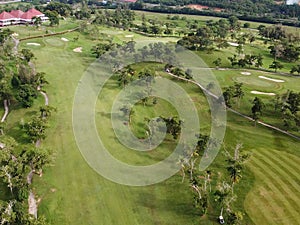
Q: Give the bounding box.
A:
[1,17,299,225]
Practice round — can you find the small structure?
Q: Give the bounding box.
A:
[0,8,48,26]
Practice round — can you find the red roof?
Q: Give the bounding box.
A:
[27,8,43,17]
[0,11,14,20]
[10,10,24,18]
[21,11,35,20]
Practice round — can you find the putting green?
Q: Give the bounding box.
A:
[44,38,65,47]
[232,76,281,89]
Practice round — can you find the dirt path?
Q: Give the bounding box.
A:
[28,191,37,219]
[28,87,49,217]
[40,91,49,106]
[1,100,9,123]
[167,72,300,141]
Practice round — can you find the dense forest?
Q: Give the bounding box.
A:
[131,0,300,26]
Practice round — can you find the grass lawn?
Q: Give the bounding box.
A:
[8,18,79,39]
[0,22,299,225]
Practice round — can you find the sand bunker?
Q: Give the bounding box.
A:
[241,72,251,75]
[27,43,41,46]
[73,47,82,53]
[259,76,285,83]
[12,33,19,37]
[251,91,276,96]
[61,37,69,42]
[125,35,134,38]
[228,42,239,47]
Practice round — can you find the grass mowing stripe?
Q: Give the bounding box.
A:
[271,151,300,174]
[257,150,300,186]
[245,186,280,224]
[247,163,293,224]
[254,151,300,194]
[251,156,300,211]
[249,159,300,225]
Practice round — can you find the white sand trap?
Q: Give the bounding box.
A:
[12,33,19,37]
[61,37,69,42]
[27,43,41,46]
[251,91,276,96]
[125,35,134,38]
[241,72,251,75]
[228,42,239,47]
[259,76,284,83]
[73,47,82,53]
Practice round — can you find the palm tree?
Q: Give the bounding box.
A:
[224,144,251,192]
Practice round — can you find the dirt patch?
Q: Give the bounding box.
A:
[73,47,82,53]
[28,191,37,219]
[251,91,276,96]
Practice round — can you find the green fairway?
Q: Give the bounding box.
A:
[245,149,300,225]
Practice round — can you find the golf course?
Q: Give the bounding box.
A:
[0,5,300,225]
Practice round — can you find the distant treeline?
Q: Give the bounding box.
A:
[130,2,300,27]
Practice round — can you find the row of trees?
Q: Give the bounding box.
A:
[178,136,250,224]
[0,29,53,224]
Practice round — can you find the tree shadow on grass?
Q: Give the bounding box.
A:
[135,183,199,223]
[6,122,29,145]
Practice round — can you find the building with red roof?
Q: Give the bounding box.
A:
[0,8,48,26]
[0,11,14,26]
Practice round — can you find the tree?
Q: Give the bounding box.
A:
[255,54,263,68]
[0,28,13,45]
[251,97,264,126]
[20,147,51,173]
[224,144,250,189]
[16,84,38,108]
[290,65,300,75]
[45,10,59,26]
[117,66,135,88]
[228,16,240,30]
[39,105,56,119]
[138,69,155,86]
[33,17,42,28]
[33,72,49,88]
[91,43,112,58]
[195,133,209,154]
[269,61,283,72]
[21,49,34,62]
[223,87,234,108]
[213,58,222,69]
[227,211,244,225]
[159,116,182,139]
[233,82,244,107]
[24,117,48,143]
